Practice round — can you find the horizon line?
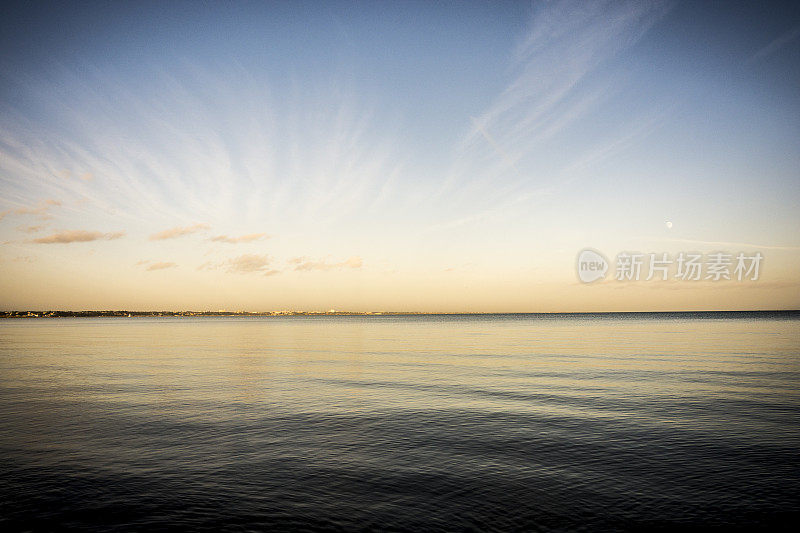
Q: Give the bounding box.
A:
[2,309,799,318]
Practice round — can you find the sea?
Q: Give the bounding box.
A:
[1,312,798,531]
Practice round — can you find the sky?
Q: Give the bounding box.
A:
[0,0,798,312]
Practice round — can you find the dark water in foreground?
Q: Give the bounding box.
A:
[1,313,799,531]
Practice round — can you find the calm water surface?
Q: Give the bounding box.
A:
[1,314,799,531]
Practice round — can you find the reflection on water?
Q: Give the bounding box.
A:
[1,314,799,530]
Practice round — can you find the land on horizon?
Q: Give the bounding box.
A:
[2,309,798,319]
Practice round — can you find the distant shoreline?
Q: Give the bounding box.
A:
[1,310,798,319]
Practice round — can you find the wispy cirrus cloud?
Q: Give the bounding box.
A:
[29,230,125,244]
[146,261,177,271]
[290,256,363,271]
[209,233,269,244]
[747,24,800,65]
[441,0,671,208]
[149,223,210,241]
[0,59,403,237]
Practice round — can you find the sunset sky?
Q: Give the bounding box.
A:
[1,0,798,312]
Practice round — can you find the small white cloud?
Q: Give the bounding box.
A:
[226,254,273,274]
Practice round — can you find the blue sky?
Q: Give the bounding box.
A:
[1,0,798,311]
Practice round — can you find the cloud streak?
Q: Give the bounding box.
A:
[290,256,363,271]
[1,199,62,220]
[149,223,210,241]
[146,261,177,271]
[16,225,46,233]
[747,24,800,65]
[30,230,125,244]
[663,239,800,251]
[209,233,269,244]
